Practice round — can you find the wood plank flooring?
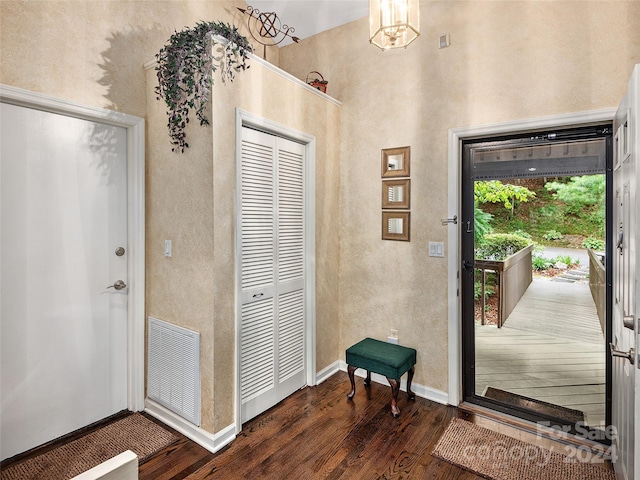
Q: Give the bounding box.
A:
[180,372,481,479]
[476,277,606,426]
[2,372,483,480]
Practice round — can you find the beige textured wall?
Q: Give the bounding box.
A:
[279,0,640,393]
[145,50,340,432]
[0,0,277,117]
[147,62,341,432]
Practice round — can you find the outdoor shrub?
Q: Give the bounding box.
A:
[474,202,493,245]
[532,256,554,271]
[511,229,532,241]
[474,280,493,300]
[542,230,563,241]
[475,233,532,261]
[554,255,578,266]
[582,237,605,250]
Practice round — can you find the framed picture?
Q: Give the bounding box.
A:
[382,212,410,241]
[382,179,410,209]
[381,146,410,177]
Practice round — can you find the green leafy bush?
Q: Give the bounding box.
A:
[532,256,554,270]
[582,237,605,250]
[475,233,532,261]
[474,281,494,300]
[555,255,578,266]
[545,175,605,213]
[511,229,533,241]
[542,230,563,241]
[545,176,605,237]
[474,202,493,244]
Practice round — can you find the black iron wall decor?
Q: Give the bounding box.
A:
[237,6,300,59]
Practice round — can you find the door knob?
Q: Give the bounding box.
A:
[609,343,635,365]
[623,315,635,330]
[107,280,127,290]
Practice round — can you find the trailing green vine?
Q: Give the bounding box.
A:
[155,21,253,152]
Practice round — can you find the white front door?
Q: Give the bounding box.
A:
[611,64,640,480]
[238,127,307,423]
[0,102,129,460]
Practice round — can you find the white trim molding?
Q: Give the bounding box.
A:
[338,362,449,406]
[316,361,341,385]
[143,43,341,108]
[0,84,146,412]
[447,108,616,406]
[145,399,235,454]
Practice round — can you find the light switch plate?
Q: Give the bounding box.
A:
[429,241,445,257]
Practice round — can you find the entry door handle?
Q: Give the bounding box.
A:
[107,280,127,290]
[609,343,635,365]
[463,260,475,271]
[623,315,635,330]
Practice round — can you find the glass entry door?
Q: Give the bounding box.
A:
[461,125,613,436]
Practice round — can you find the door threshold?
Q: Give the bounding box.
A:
[458,402,614,463]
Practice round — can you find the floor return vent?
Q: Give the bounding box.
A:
[147,316,201,426]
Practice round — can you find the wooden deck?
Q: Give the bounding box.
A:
[475,275,606,427]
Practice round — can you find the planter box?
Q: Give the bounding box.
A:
[475,244,534,327]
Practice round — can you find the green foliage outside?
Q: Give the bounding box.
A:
[555,254,578,266]
[474,280,494,301]
[532,256,554,271]
[475,180,536,216]
[542,229,563,241]
[476,175,606,247]
[582,237,605,250]
[475,233,532,261]
[474,202,493,244]
[545,176,605,214]
[532,254,578,271]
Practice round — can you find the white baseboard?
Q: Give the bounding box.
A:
[146,359,447,456]
[338,361,449,405]
[144,399,235,454]
[315,360,341,385]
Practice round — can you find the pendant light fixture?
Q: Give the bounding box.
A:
[369,0,420,50]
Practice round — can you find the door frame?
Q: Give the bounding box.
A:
[0,84,146,412]
[234,108,316,434]
[447,108,616,407]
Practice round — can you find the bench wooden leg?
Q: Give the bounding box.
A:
[364,370,371,386]
[407,366,416,400]
[347,365,357,399]
[387,377,401,418]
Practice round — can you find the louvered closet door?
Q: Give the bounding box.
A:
[240,127,306,423]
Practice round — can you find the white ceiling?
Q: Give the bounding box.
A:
[245,1,369,46]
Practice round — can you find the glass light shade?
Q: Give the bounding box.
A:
[369,0,420,50]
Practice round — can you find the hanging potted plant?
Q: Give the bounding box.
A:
[155,21,253,152]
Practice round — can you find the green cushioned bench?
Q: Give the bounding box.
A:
[346,337,416,418]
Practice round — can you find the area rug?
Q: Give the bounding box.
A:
[1,413,178,480]
[431,418,615,480]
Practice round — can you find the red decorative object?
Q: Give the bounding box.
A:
[306,71,328,93]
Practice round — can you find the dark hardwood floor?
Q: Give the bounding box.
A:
[2,372,482,479]
[141,371,482,479]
